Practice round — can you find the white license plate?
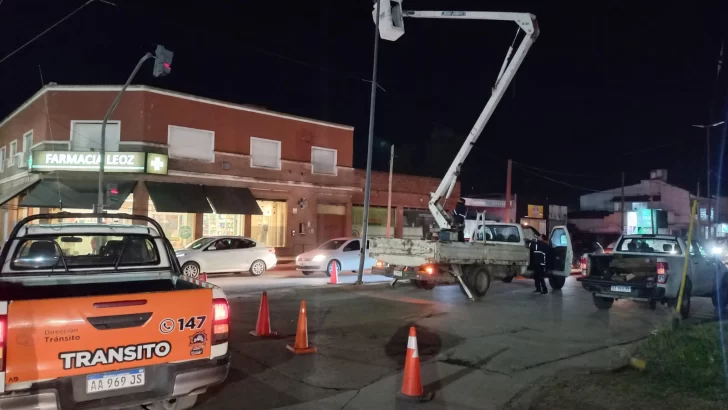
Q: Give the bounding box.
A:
[610,285,632,293]
[86,368,145,394]
[393,270,403,277]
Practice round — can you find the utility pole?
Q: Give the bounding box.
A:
[693,120,725,237]
[620,171,625,234]
[505,159,512,223]
[356,0,381,285]
[386,144,394,238]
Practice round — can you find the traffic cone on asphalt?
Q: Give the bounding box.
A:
[286,300,316,354]
[399,327,434,401]
[250,291,277,337]
[328,262,339,285]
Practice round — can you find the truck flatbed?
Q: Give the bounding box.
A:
[369,237,529,268]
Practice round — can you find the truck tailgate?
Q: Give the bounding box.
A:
[6,288,214,383]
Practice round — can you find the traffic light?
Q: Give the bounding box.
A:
[106,183,119,204]
[153,45,174,77]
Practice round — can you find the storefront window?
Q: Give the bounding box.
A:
[352,205,395,238]
[203,214,244,237]
[148,199,196,249]
[251,200,286,247]
[48,196,135,224]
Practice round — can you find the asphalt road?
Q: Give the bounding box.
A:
[204,267,389,296]
[195,271,719,410]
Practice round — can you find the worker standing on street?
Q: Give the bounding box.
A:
[453,198,468,242]
[529,234,550,294]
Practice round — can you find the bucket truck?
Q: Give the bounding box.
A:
[368,2,574,299]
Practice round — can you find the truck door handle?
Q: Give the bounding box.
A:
[87,312,152,330]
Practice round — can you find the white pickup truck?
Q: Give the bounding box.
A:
[578,234,728,318]
[370,223,574,298]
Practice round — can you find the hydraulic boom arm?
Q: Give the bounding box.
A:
[380,7,539,229]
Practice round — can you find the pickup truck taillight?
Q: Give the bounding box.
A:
[657,262,669,284]
[212,298,230,345]
[581,255,588,276]
[0,315,6,371]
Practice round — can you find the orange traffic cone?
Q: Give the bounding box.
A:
[286,300,316,354]
[250,291,277,337]
[399,327,434,401]
[328,261,339,285]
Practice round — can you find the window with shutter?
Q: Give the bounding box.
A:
[71,121,120,152]
[311,146,337,175]
[250,137,281,169]
[168,125,215,162]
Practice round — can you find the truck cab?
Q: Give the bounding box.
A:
[0,213,230,410]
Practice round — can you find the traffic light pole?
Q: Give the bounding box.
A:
[97,52,153,215]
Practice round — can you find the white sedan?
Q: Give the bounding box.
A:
[296,237,377,276]
[175,236,277,277]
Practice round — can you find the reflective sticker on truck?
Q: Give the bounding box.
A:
[59,341,172,369]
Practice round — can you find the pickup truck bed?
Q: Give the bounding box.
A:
[0,277,201,301]
[578,254,662,299]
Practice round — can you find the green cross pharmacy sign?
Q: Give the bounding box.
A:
[30,151,168,175]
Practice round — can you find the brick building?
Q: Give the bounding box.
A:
[0,84,459,255]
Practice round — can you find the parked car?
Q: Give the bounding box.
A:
[604,241,617,254]
[296,237,376,276]
[573,240,604,270]
[578,234,728,318]
[176,236,277,277]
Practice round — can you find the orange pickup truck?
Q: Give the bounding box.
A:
[0,213,230,410]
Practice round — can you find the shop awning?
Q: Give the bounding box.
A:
[0,178,40,207]
[204,186,262,215]
[20,179,136,210]
[146,181,213,213]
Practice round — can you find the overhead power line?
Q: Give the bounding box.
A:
[0,0,106,65]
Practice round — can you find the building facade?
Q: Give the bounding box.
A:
[0,85,459,255]
[571,170,723,238]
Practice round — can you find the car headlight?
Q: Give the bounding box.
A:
[711,247,724,255]
[175,252,186,258]
[312,254,325,262]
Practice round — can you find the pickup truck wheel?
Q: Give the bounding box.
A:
[249,260,266,276]
[592,295,614,310]
[326,260,341,278]
[711,278,728,311]
[549,275,566,290]
[181,262,200,278]
[678,280,692,320]
[147,394,198,410]
[417,280,436,290]
[470,267,492,298]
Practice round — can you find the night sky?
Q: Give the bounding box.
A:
[1,0,727,206]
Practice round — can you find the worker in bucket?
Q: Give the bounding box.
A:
[529,234,550,294]
[453,198,468,242]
